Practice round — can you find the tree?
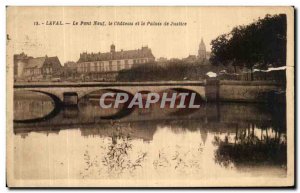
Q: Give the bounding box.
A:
[210,14,287,80]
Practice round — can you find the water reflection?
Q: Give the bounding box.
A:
[13,92,287,180]
[14,91,55,121]
[14,90,61,123]
[213,125,287,168]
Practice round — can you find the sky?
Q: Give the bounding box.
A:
[7,7,291,65]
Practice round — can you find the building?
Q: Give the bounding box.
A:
[157,57,169,67]
[182,55,197,64]
[63,61,77,80]
[76,44,155,81]
[182,38,211,64]
[14,52,33,78]
[64,61,77,69]
[157,57,168,65]
[21,55,62,81]
[198,38,207,61]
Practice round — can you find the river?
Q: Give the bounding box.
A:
[12,90,287,184]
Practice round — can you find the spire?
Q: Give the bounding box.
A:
[198,37,206,60]
[110,43,116,53]
[199,38,205,48]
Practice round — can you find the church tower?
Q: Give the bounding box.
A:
[110,43,116,53]
[198,38,206,61]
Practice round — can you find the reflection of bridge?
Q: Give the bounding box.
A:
[14,81,207,105]
[14,102,279,131]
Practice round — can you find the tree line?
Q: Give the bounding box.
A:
[116,60,219,82]
[117,14,287,82]
[209,14,287,80]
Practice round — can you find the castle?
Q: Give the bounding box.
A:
[75,44,155,80]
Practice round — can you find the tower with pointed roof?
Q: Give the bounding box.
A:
[110,44,116,53]
[198,38,206,61]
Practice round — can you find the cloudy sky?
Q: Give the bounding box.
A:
[7,7,290,64]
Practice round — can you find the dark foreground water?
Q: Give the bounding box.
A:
[13,91,287,183]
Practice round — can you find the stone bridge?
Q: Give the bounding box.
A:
[14,81,207,105]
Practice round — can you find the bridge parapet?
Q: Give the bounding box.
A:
[14,81,205,88]
[14,81,207,105]
[13,80,284,105]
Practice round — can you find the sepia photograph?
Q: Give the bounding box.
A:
[6,6,294,187]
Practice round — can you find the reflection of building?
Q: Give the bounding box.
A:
[16,130,59,139]
[200,128,208,144]
[76,44,155,81]
[80,125,156,142]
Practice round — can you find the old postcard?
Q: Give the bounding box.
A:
[6,6,294,187]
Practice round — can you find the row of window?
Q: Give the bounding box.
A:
[25,69,41,75]
[78,58,148,68]
[77,62,134,72]
[75,58,150,73]
[78,60,128,67]
[24,67,54,75]
[133,59,147,64]
[77,64,130,72]
[43,67,53,74]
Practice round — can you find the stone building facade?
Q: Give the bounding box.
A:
[14,53,33,78]
[15,55,62,81]
[76,44,155,81]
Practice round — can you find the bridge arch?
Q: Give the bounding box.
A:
[78,88,136,120]
[14,90,62,123]
[163,87,204,116]
[77,88,135,101]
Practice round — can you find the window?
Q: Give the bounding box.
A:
[100,62,104,71]
[98,62,101,71]
[117,61,121,70]
[85,63,90,72]
[125,60,129,69]
[94,62,97,71]
[109,61,113,71]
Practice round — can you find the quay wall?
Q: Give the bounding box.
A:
[205,80,285,103]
